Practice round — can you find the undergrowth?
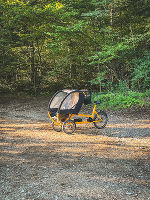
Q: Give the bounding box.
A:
[92,90,150,110]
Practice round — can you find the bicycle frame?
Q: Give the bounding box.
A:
[48,104,102,125]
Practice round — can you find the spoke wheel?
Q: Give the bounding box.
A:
[93,111,108,129]
[51,122,62,132]
[62,120,76,134]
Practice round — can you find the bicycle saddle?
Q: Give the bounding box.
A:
[94,101,101,104]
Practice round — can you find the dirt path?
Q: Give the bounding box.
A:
[0,97,150,200]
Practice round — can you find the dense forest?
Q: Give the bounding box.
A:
[0,0,150,102]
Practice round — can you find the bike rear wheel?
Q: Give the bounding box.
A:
[93,111,108,129]
[51,122,62,132]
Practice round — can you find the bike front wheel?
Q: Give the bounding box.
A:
[62,120,76,134]
[93,111,108,129]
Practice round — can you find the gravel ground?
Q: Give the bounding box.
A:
[0,96,150,200]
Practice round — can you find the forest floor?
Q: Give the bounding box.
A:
[0,96,150,200]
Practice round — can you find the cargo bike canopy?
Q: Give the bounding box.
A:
[48,90,91,115]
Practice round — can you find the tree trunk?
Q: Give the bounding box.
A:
[98,62,102,92]
[30,42,37,95]
[110,8,113,27]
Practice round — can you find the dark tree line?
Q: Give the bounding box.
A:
[0,0,150,95]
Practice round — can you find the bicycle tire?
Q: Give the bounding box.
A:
[93,111,108,129]
[51,122,62,132]
[62,120,76,134]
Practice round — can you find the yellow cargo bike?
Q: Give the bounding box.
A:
[48,90,108,134]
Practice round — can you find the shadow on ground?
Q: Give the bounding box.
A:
[0,97,150,200]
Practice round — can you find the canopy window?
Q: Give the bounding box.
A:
[60,92,79,110]
[50,91,67,109]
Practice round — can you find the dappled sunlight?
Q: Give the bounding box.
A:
[137,119,150,123]
[1,117,150,200]
[107,122,150,129]
[1,118,150,162]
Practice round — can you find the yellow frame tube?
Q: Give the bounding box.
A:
[48,111,62,126]
[68,105,102,124]
[48,104,102,126]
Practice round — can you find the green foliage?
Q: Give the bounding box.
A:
[89,42,132,65]
[0,82,11,94]
[93,91,150,110]
[12,80,34,94]
[90,72,106,85]
[115,81,129,93]
[0,0,150,98]
[131,51,150,91]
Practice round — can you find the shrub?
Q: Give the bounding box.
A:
[93,90,150,110]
